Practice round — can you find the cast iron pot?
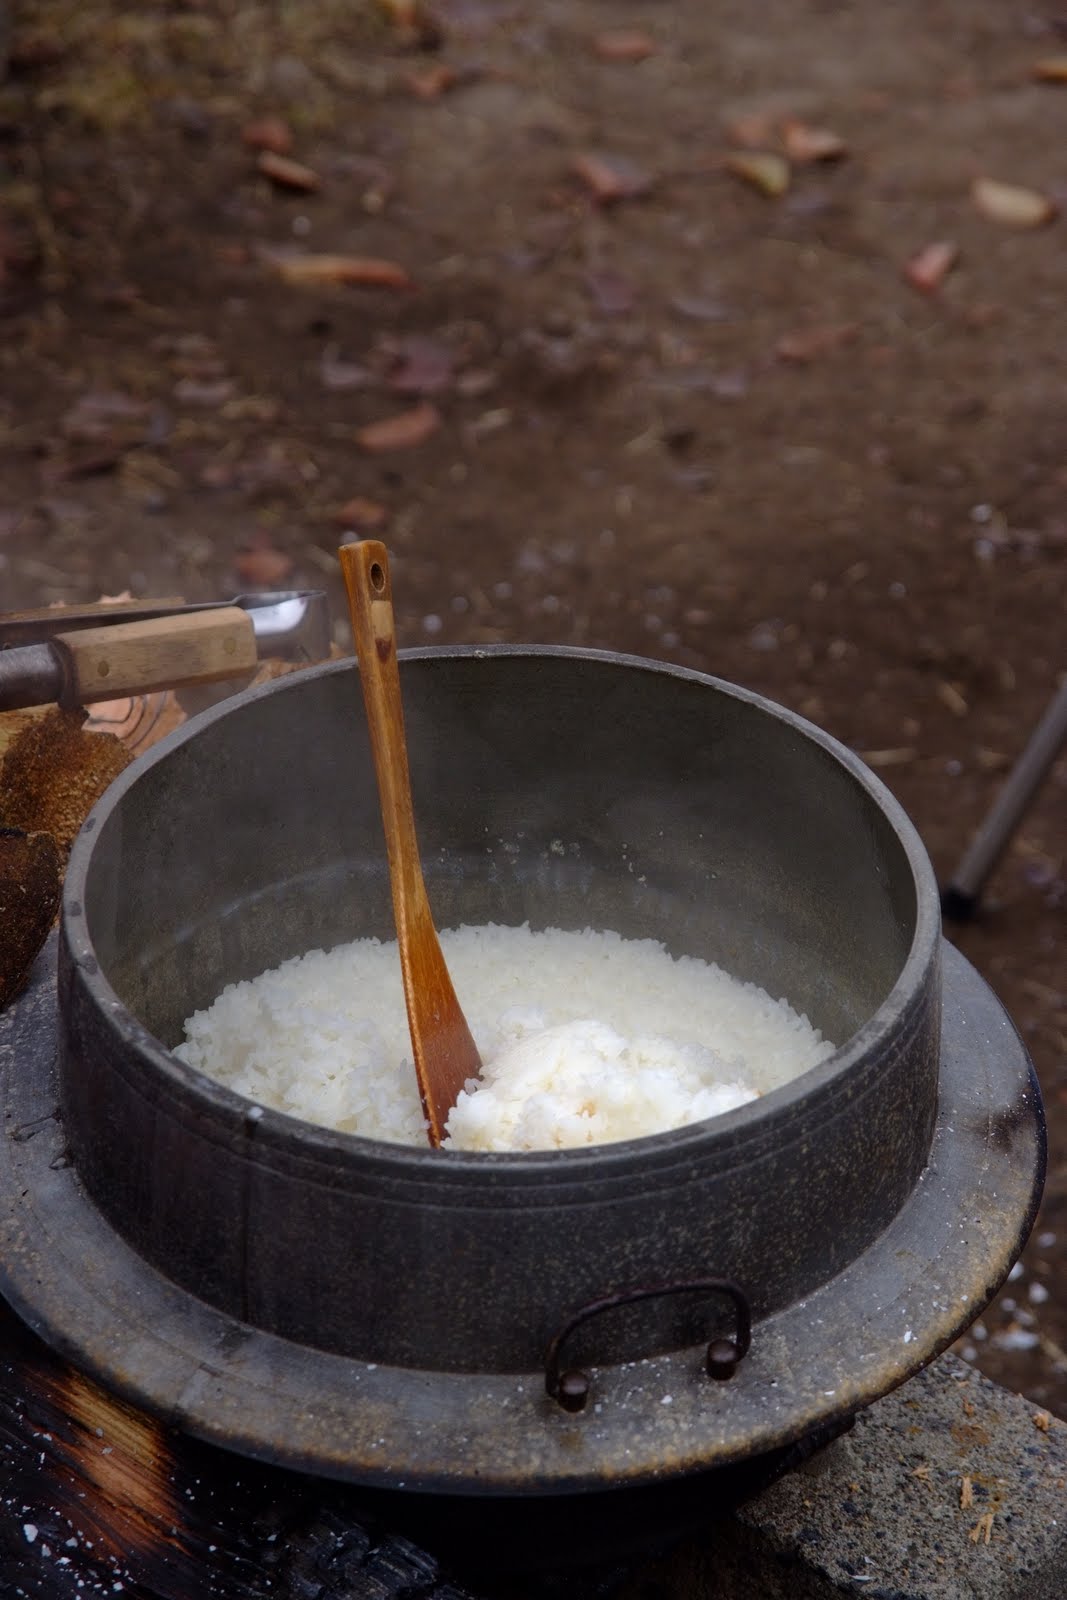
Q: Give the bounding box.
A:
[58,647,940,1379]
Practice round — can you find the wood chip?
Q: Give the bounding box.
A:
[1032,56,1067,83]
[256,152,320,192]
[936,680,969,717]
[592,30,658,63]
[726,150,790,197]
[960,1475,974,1509]
[781,118,847,163]
[241,117,293,155]
[969,1512,994,1545]
[904,240,959,293]
[1034,1411,1052,1432]
[269,254,412,289]
[971,177,1056,229]
[356,401,441,452]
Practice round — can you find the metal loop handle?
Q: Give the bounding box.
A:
[544,1277,751,1413]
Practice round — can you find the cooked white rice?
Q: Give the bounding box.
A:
[174,924,835,1151]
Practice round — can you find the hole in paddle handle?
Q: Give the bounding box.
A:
[370,561,386,594]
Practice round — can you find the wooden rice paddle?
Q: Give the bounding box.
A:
[339,541,481,1146]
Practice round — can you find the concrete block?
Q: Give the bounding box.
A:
[624,1357,1066,1600]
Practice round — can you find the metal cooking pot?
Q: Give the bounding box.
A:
[1,648,1044,1493]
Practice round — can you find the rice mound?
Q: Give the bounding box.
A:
[174,924,835,1151]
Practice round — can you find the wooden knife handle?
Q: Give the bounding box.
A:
[56,608,258,705]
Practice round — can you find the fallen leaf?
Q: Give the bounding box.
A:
[406,64,458,99]
[257,151,321,192]
[971,177,1056,228]
[960,1475,974,1509]
[781,119,847,163]
[241,116,293,155]
[332,496,388,530]
[775,322,858,363]
[904,240,959,293]
[1032,56,1067,83]
[725,150,790,197]
[572,152,653,204]
[383,335,455,395]
[269,253,412,289]
[592,30,658,63]
[356,401,441,452]
[234,538,295,587]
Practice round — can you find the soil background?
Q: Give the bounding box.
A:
[1,0,1065,1414]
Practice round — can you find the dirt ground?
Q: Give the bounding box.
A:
[1,0,1065,1415]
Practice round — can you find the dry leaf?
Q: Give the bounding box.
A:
[242,116,293,155]
[1032,56,1067,83]
[270,253,412,289]
[1034,1411,1052,1432]
[726,151,790,197]
[332,496,388,530]
[234,540,295,587]
[775,322,858,363]
[0,828,62,1008]
[969,1512,995,1545]
[356,401,441,452]
[257,151,321,192]
[406,64,458,99]
[971,177,1056,228]
[781,119,847,163]
[572,152,653,204]
[592,30,658,63]
[904,240,959,293]
[960,1475,974,1509]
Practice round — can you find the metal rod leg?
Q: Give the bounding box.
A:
[941,674,1067,920]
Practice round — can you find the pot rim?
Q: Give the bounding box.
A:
[61,645,942,1171]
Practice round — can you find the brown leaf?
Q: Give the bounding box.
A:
[356,401,442,452]
[592,30,658,63]
[0,828,61,1008]
[257,151,321,192]
[572,152,653,204]
[725,151,790,197]
[775,322,858,363]
[406,64,458,99]
[971,177,1056,228]
[269,253,413,289]
[780,119,847,163]
[241,116,293,155]
[1032,56,1067,83]
[234,539,295,587]
[904,240,959,293]
[332,497,388,530]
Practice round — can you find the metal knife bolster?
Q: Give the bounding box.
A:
[0,643,67,713]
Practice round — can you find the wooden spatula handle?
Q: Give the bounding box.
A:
[56,608,257,705]
[337,543,425,910]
